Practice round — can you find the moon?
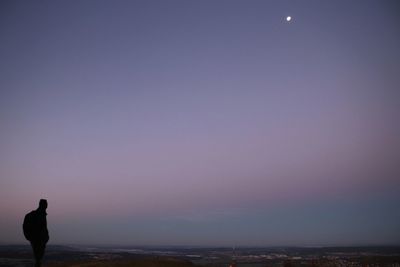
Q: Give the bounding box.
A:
[286,16,292,22]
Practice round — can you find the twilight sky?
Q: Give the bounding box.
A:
[1,0,400,246]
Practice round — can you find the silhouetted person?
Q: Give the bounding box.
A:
[23,199,49,267]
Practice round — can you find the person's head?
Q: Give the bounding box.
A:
[38,199,48,210]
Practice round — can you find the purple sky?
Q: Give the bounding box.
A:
[1,0,400,246]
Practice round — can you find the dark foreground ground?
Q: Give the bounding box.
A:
[1,245,399,267]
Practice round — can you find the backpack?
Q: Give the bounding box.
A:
[23,211,35,241]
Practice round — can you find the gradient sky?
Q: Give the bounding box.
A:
[1,0,400,246]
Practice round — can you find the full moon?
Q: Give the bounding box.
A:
[286,16,292,22]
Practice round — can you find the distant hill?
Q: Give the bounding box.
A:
[45,257,197,267]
